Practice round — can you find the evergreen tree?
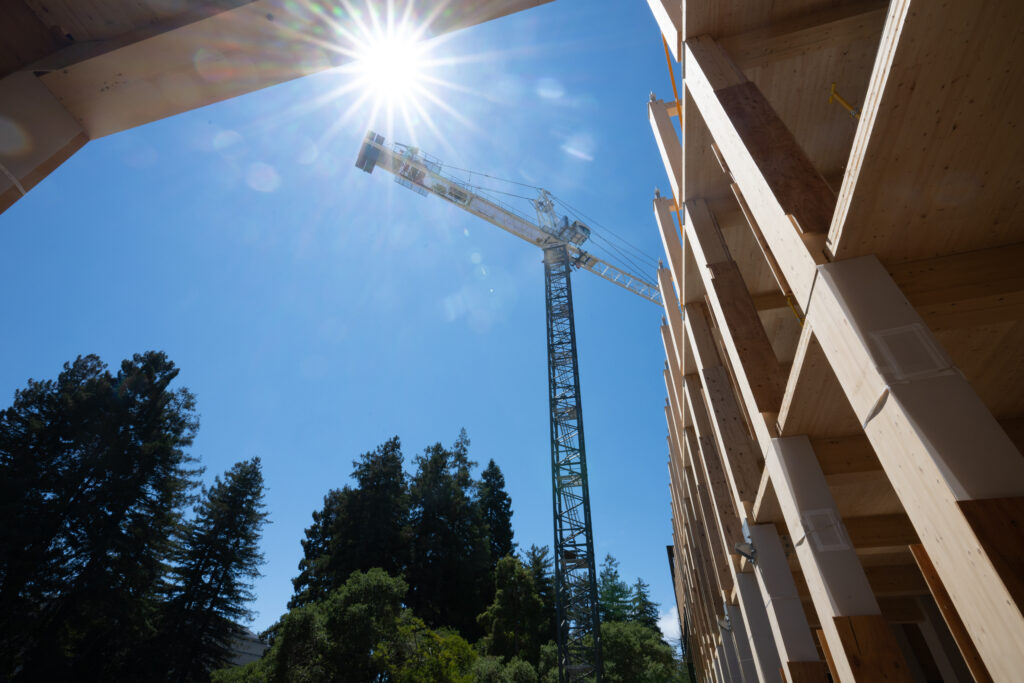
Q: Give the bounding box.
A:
[477,556,545,666]
[289,437,409,608]
[479,459,515,568]
[407,429,491,637]
[344,437,410,577]
[163,458,269,682]
[628,578,660,630]
[522,544,557,645]
[289,486,352,608]
[0,352,200,680]
[597,555,631,623]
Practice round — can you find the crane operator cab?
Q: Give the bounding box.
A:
[556,216,591,246]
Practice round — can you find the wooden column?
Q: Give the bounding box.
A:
[746,523,826,682]
[735,572,784,682]
[767,436,912,682]
[683,198,787,413]
[684,301,765,512]
[809,255,1024,680]
[725,602,760,683]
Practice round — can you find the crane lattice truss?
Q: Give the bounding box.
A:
[544,245,602,680]
[356,131,659,681]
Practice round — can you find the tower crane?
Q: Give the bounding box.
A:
[355,131,660,682]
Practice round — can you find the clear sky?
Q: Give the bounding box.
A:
[0,0,684,642]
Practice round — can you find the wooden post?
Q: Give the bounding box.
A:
[767,435,912,681]
[809,255,1024,680]
[735,572,784,682]
[746,523,826,680]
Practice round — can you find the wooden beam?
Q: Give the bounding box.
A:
[649,97,683,202]
[654,196,685,302]
[767,436,912,681]
[658,267,688,373]
[718,1,887,70]
[724,602,760,683]
[645,0,682,61]
[684,35,830,309]
[809,254,1024,679]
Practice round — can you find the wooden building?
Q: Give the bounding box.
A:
[645,1,1024,681]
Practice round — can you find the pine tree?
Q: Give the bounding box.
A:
[598,555,631,623]
[407,429,491,637]
[163,457,269,682]
[522,544,557,645]
[479,459,515,568]
[477,556,545,666]
[0,352,200,680]
[628,578,659,630]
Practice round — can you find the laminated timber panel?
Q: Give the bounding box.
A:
[808,255,1024,680]
[829,1,1024,264]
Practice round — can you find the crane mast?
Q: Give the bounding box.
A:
[356,131,659,681]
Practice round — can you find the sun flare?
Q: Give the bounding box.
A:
[354,25,428,105]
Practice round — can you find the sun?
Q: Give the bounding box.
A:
[353,24,428,106]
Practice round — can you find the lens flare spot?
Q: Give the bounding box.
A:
[0,117,30,156]
[246,162,280,192]
[213,129,243,152]
[536,77,564,99]
[193,48,234,83]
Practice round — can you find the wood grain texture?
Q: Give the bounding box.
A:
[717,81,836,235]
[909,543,993,683]
[832,614,914,681]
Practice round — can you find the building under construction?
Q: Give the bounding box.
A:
[3,1,1023,681]
[646,1,1024,681]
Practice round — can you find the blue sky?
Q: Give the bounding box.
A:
[0,0,684,640]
